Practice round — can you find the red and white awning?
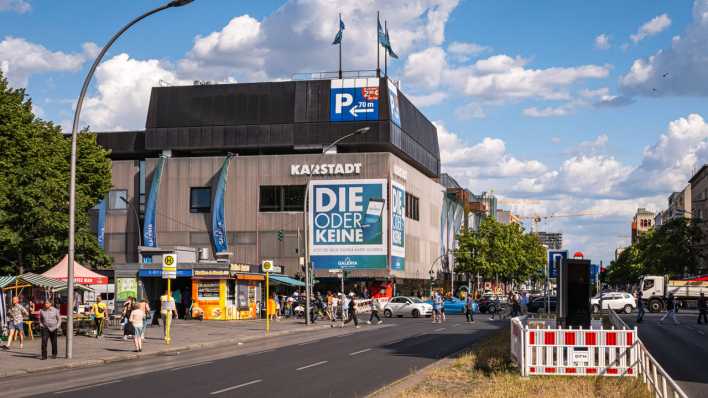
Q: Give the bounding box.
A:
[42,255,108,285]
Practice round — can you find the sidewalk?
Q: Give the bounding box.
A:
[0,317,329,377]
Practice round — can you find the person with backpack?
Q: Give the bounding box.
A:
[367,297,383,325]
[465,294,475,323]
[91,296,108,339]
[659,293,680,326]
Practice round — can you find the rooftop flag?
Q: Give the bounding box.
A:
[384,23,398,59]
[377,15,388,48]
[332,15,345,45]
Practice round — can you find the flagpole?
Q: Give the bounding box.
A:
[376,11,380,77]
[384,20,388,77]
[338,13,342,79]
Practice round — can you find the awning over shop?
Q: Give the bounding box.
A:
[0,273,93,292]
[269,275,306,287]
[0,276,15,289]
[42,255,108,285]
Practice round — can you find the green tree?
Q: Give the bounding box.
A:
[0,71,112,274]
[605,244,644,286]
[639,217,703,277]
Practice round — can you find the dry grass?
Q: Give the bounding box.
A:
[395,328,650,398]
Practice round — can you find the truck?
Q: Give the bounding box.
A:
[639,275,708,312]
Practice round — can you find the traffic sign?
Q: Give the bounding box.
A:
[162,253,177,279]
[262,259,274,273]
[329,79,379,122]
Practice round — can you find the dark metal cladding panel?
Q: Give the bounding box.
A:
[294,81,308,123]
[397,90,440,157]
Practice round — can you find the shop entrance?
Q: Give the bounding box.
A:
[140,277,192,319]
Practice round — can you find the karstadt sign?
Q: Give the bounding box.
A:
[290,163,362,176]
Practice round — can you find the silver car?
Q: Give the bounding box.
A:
[383,296,433,318]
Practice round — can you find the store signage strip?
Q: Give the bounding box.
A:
[290,163,361,176]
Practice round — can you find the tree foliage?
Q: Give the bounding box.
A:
[455,217,546,283]
[0,71,112,274]
[605,217,704,286]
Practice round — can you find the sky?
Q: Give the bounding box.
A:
[1,0,708,264]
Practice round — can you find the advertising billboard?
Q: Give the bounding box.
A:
[309,179,387,269]
[387,79,401,127]
[390,181,405,271]
[330,78,380,122]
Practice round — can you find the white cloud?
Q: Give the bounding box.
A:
[404,49,611,101]
[81,54,190,131]
[0,36,93,87]
[180,1,460,81]
[0,0,29,13]
[630,13,671,43]
[523,106,570,118]
[551,137,561,144]
[407,91,447,107]
[447,41,488,61]
[620,1,708,96]
[454,102,485,120]
[595,34,610,49]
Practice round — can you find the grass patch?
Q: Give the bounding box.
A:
[396,328,649,398]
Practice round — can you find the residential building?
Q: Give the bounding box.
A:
[534,232,563,250]
[631,208,655,244]
[496,209,521,225]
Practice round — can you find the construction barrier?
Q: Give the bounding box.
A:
[510,317,638,377]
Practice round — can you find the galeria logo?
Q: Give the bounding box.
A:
[337,257,358,267]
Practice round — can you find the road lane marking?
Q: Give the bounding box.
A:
[55,380,122,394]
[434,327,446,332]
[349,348,372,356]
[453,324,460,327]
[210,379,262,395]
[170,361,213,371]
[246,349,274,356]
[296,360,328,371]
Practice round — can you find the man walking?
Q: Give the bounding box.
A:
[2,296,28,350]
[343,293,359,328]
[698,292,707,325]
[659,293,679,326]
[367,297,383,325]
[39,300,60,360]
[160,290,177,338]
[636,290,645,323]
[465,293,475,323]
[91,296,107,338]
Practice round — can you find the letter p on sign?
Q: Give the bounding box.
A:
[335,93,353,114]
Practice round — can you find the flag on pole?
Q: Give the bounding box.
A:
[332,16,345,45]
[384,23,398,59]
[377,15,388,47]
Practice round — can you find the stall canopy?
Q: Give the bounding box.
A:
[0,273,93,293]
[42,255,108,285]
[269,275,306,287]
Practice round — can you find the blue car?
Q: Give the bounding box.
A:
[425,297,467,314]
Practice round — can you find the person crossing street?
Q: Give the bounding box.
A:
[636,290,645,323]
[659,293,680,326]
[698,292,707,325]
[343,293,359,328]
[367,297,383,325]
[465,293,475,323]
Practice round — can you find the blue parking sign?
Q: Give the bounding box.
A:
[330,79,379,122]
[547,250,567,278]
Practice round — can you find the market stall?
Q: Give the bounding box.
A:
[42,255,108,285]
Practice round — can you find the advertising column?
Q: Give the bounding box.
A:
[309,179,387,270]
[390,181,405,271]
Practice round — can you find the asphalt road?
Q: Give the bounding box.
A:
[1,314,504,398]
[622,311,708,398]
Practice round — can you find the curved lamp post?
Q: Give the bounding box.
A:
[302,126,370,325]
[66,0,195,359]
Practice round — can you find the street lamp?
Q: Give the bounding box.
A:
[65,0,195,359]
[302,126,371,325]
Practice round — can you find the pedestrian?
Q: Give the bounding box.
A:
[636,290,645,323]
[697,292,707,325]
[91,296,107,339]
[437,291,445,322]
[343,293,359,328]
[330,294,340,327]
[326,292,334,321]
[39,300,60,360]
[122,296,134,341]
[2,296,28,350]
[659,293,679,326]
[267,293,277,322]
[465,293,475,323]
[520,292,529,315]
[129,302,145,352]
[367,297,383,325]
[160,289,178,338]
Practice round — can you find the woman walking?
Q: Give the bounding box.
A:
[129,302,145,352]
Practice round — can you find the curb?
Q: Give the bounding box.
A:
[0,323,331,378]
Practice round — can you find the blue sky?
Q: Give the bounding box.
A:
[1,0,707,263]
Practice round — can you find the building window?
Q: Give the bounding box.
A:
[405,192,419,221]
[259,185,305,212]
[190,187,211,213]
[108,190,127,210]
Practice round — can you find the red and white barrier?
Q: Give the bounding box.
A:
[511,317,638,377]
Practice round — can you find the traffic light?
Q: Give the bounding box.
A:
[277,230,284,241]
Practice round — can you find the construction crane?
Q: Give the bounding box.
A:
[497,198,542,206]
[516,212,600,233]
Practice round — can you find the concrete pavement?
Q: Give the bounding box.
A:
[1,314,506,397]
[622,311,708,398]
[0,317,331,377]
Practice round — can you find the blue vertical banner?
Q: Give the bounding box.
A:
[390,181,406,271]
[309,179,388,269]
[143,156,167,248]
[96,198,106,249]
[439,196,449,259]
[212,154,233,254]
[387,79,401,127]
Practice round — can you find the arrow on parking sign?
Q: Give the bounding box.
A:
[349,104,374,118]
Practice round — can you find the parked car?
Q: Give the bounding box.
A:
[478,297,502,314]
[527,296,557,313]
[591,292,636,314]
[384,296,433,318]
[424,297,466,314]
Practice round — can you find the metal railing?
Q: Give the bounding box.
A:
[607,309,688,398]
[292,70,378,81]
